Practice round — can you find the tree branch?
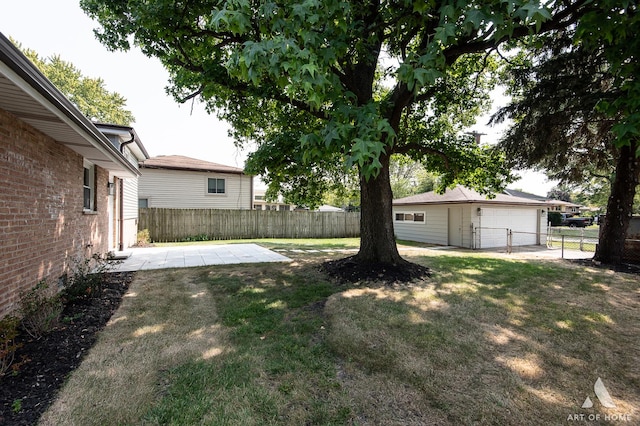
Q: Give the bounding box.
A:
[393,142,452,171]
[443,0,590,64]
[178,86,204,103]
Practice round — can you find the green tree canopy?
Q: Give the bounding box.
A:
[389,156,437,199]
[80,0,589,272]
[492,1,639,264]
[547,186,573,203]
[495,0,640,263]
[15,40,135,126]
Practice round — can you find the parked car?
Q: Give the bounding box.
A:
[560,213,593,228]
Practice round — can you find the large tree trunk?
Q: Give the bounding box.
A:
[594,141,639,264]
[356,154,404,264]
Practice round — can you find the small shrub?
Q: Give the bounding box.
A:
[62,313,84,324]
[12,399,22,413]
[137,229,151,246]
[548,211,562,226]
[0,315,22,376]
[19,280,63,339]
[62,253,122,303]
[181,234,209,242]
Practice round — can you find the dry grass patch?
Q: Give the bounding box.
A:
[39,249,638,425]
[325,253,640,425]
[142,259,353,425]
[40,269,230,425]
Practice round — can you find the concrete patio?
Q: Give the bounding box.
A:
[397,244,595,260]
[113,243,291,272]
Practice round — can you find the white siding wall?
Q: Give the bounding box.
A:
[122,219,138,249]
[123,178,138,220]
[460,205,473,248]
[139,168,252,209]
[539,210,547,245]
[122,178,139,249]
[393,205,448,245]
[395,203,546,249]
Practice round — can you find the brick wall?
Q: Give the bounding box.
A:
[0,108,109,317]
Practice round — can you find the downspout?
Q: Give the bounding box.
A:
[119,178,124,251]
[120,131,135,153]
[118,131,136,251]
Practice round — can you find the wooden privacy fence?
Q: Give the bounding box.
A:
[139,208,360,242]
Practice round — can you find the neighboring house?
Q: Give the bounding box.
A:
[503,188,582,214]
[252,188,295,211]
[138,155,253,209]
[317,205,344,212]
[548,199,582,214]
[393,186,548,249]
[0,33,146,317]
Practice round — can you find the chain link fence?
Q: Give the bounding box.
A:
[471,221,640,264]
[472,226,544,254]
[546,224,640,264]
[546,226,599,253]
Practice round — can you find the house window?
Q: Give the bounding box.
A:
[254,204,262,210]
[280,205,291,211]
[395,212,425,222]
[83,161,95,211]
[207,178,226,194]
[139,198,149,208]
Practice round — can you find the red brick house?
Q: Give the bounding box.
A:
[0,33,147,317]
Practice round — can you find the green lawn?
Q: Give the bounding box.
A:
[42,247,639,425]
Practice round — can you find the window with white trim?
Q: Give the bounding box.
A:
[394,212,425,222]
[83,160,96,211]
[207,178,226,194]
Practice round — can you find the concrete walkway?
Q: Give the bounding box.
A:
[113,243,291,272]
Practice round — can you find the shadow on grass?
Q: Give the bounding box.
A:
[76,254,637,425]
[144,261,355,425]
[325,254,639,425]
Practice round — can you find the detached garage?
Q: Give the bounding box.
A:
[393,186,548,249]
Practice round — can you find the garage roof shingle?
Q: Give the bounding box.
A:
[393,186,547,206]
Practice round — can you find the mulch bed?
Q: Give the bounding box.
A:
[321,255,431,285]
[0,272,133,426]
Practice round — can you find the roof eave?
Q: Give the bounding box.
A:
[393,200,548,207]
[0,33,140,177]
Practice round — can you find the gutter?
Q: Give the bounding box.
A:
[0,33,139,177]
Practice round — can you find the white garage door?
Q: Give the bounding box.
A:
[480,208,538,248]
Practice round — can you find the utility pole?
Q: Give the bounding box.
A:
[466,131,487,144]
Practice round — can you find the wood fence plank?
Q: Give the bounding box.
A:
[138,208,360,242]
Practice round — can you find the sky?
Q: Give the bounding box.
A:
[0,0,558,196]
